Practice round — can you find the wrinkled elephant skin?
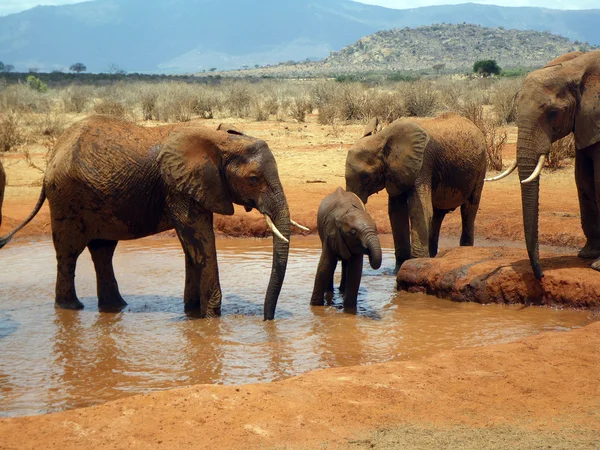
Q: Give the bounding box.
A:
[0,116,291,320]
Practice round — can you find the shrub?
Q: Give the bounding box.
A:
[288,98,312,122]
[491,78,522,124]
[28,111,67,150]
[546,133,575,170]
[483,120,507,172]
[0,111,25,152]
[402,81,439,117]
[92,99,128,119]
[26,75,48,93]
[61,86,91,113]
[473,60,501,77]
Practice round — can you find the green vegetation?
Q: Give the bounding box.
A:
[26,75,48,93]
[473,59,501,77]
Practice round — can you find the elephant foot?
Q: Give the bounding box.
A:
[55,298,84,310]
[98,294,128,312]
[591,259,600,272]
[184,302,221,318]
[342,298,357,310]
[578,242,600,259]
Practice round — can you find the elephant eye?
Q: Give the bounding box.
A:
[248,175,259,186]
[348,229,357,236]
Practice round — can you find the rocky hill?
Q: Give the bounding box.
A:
[207,24,598,78]
[324,24,598,72]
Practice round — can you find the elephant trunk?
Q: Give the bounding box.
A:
[263,190,291,321]
[362,230,382,270]
[517,128,550,280]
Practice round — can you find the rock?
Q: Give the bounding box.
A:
[396,247,600,309]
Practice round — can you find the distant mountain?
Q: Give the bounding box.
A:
[0,0,599,73]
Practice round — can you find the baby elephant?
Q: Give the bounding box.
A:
[311,187,382,308]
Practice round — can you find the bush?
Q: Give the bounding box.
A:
[546,134,575,170]
[288,98,312,122]
[28,111,67,149]
[473,60,501,77]
[491,78,521,124]
[0,111,25,152]
[402,81,439,117]
[92,99,128,119]
[26,75,48,93]
[61,86,91,113]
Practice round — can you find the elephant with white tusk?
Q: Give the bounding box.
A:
[489,50,600,279]
[0,116,303,320]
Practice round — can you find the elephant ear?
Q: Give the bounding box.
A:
[363,117,380,137]
[158,128,235,215]
[574,68,600,150]
[217,123,244,135]
[382,120,430,188]
[323,207,351,260]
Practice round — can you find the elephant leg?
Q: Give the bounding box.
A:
[174,213,222,318]
[343,254,363,309]
[339,259,347,294]
[408,185,433,259]
[88,239,127,311]
[460,180,483,247]
[311,245,337,306]
[429,208,446,257]
[389,193,411,273]
[576,149,600,259]
[52,225,86,310]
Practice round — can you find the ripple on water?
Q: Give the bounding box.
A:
[0,236,596,417]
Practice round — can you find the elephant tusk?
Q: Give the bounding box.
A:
[521,155,547,184]
[265,215,289,243]
[290,219,309,231]
[485,160,518,181]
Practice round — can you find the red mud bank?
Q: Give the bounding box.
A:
[397,246,600,309]
[1,321,599,449]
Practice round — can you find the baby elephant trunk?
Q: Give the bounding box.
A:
[362,230,382,270]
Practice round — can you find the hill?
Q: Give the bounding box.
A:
[324,24,598,72]
[0,0,599,73]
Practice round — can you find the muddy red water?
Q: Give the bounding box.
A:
[0,236,596,418]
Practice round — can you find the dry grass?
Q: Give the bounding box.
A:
[0,75,528,157]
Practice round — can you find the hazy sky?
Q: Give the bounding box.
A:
[0,0,598,16]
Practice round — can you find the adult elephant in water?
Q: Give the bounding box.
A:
[0,159,5,227]
[345,114,487,273]
[490,50,600,278]
[0,116,303,320]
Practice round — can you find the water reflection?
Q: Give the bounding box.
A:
[0,236,596,417]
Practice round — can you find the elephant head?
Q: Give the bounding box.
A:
[323,187,382,269]
[495,51,600,279]
[158,125,292,320]
[345,119,430,203]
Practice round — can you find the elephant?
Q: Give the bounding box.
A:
[345,114,487,273]
[490,50,600,278]
[310,187,382,308]
[0,115,304,320]
[0,159,5,227]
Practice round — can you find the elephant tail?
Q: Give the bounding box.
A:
[0,187,46,249]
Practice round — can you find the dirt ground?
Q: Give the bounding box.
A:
[1,115,597,449]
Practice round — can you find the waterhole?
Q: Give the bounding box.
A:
[0,235,595,417]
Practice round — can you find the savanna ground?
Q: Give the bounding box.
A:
[1,76,598,449]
